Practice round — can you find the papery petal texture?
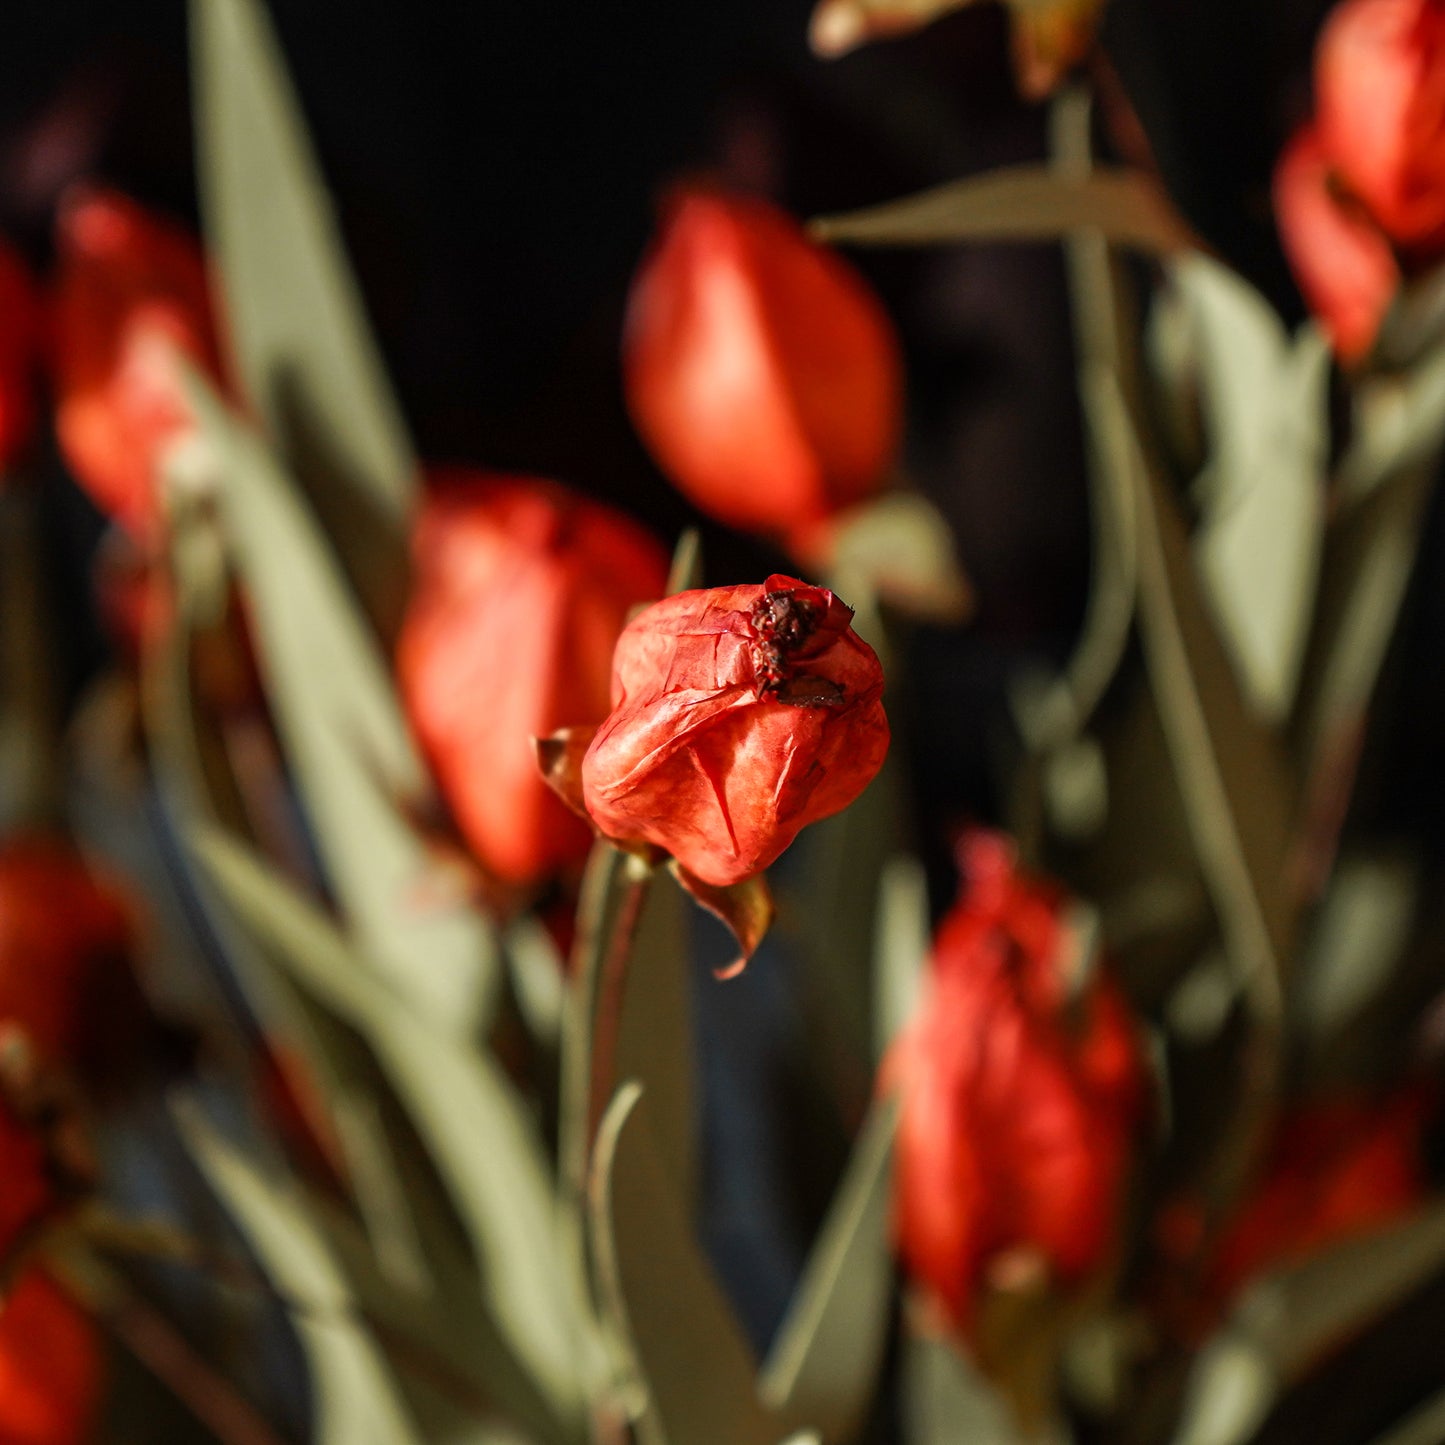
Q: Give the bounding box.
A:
[581,574,888,886]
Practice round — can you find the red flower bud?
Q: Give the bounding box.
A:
[0,838,145,1089]
[578,574,888,887]
[1274,126,1401,360]
[398,471,670,889]
[1316,0,1445,254]
[0,241,40,475]
[1204,1091,1428,1306]
[622,186,903,539]
[886,832,1144,1334]
[0,1270,103,1445]
[51,188,222,539]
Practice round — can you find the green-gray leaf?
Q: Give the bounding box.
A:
[191,0,415,526]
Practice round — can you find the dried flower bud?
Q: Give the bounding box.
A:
[1316,0,1445,255]
[398,471,669,890]
[886,831,1144,1335]
[623,186,902,540]
[1274,126,1400,361]
[578,574,888,887]
[0,241,39,475]
[0,838,145,1090]
[0,1270,103,1445]
[51,188,222,538]
[1205,1091,1428,1306]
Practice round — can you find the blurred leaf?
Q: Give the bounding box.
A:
[759,1097,899,1442]
[826,492,974,627]
[314,1200,579,1445]
[666,527,704,595]
[902,1328,1048,1445]
[1173,1201,1445,1445]
[184,372,498,1030]
[612,865,696,1202]
[190,0,415,528]
[1367,1386,1445,1445]
[872,854,930,1061]
[1296,850,1419,1042]
[589,1083,775,1445]
[503,913,567,1049]
[1161,254,1331,721]
[810,166,1193,256]
[175,1100,426,1445]
[189,822,590,1425]
[1128,377,1297,1020]
[1292,460,1436,883]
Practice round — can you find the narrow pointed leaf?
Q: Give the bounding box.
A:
[810,166,1194,256]
[175,1100,426,1445]
[589,1083,775,1445]
[189,822,588,1422]
[191,0,415,523]
[759,1097,899,1441]
[1166,253,1331,720]
[185,372,498,1029]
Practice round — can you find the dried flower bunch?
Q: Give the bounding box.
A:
[2,0,1445,1442]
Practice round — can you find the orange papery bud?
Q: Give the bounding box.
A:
[398,471,670,890]
[1316,0,1445,255]
[1274,126,1401,361]
[578,574,889,888]
[51,188,223,539]
[0,838,146,1090]
[0,1270,103,1445]
[885,831,1145,1336]
[623,186,902,542]
[0,242,40,475]
[1203,1091,1429,1307]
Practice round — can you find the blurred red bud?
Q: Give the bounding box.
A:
[51,188,222,538]
[398,471,670,890]
[0,837,146,1090]
[1316,0,1445,255]
[0,242,40,475]
[0,1270,103,1445]
[1274,126,1401,361]
[578,574,888,887]
[886,831,1144,1335]
[623,186,902,540]
[1204,1091,1429,1306]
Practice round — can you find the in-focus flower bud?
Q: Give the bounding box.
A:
[578,574,888,888]
[1316,0,1445,254]
[0,838,146,1090]
[0,241,39,475]
[1273,126,1401,361]
[0,1270,103,1445]
[886,831,1144,1335]
[51,188,222,539]
[623,186,902,541]
[398,471,670,890]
